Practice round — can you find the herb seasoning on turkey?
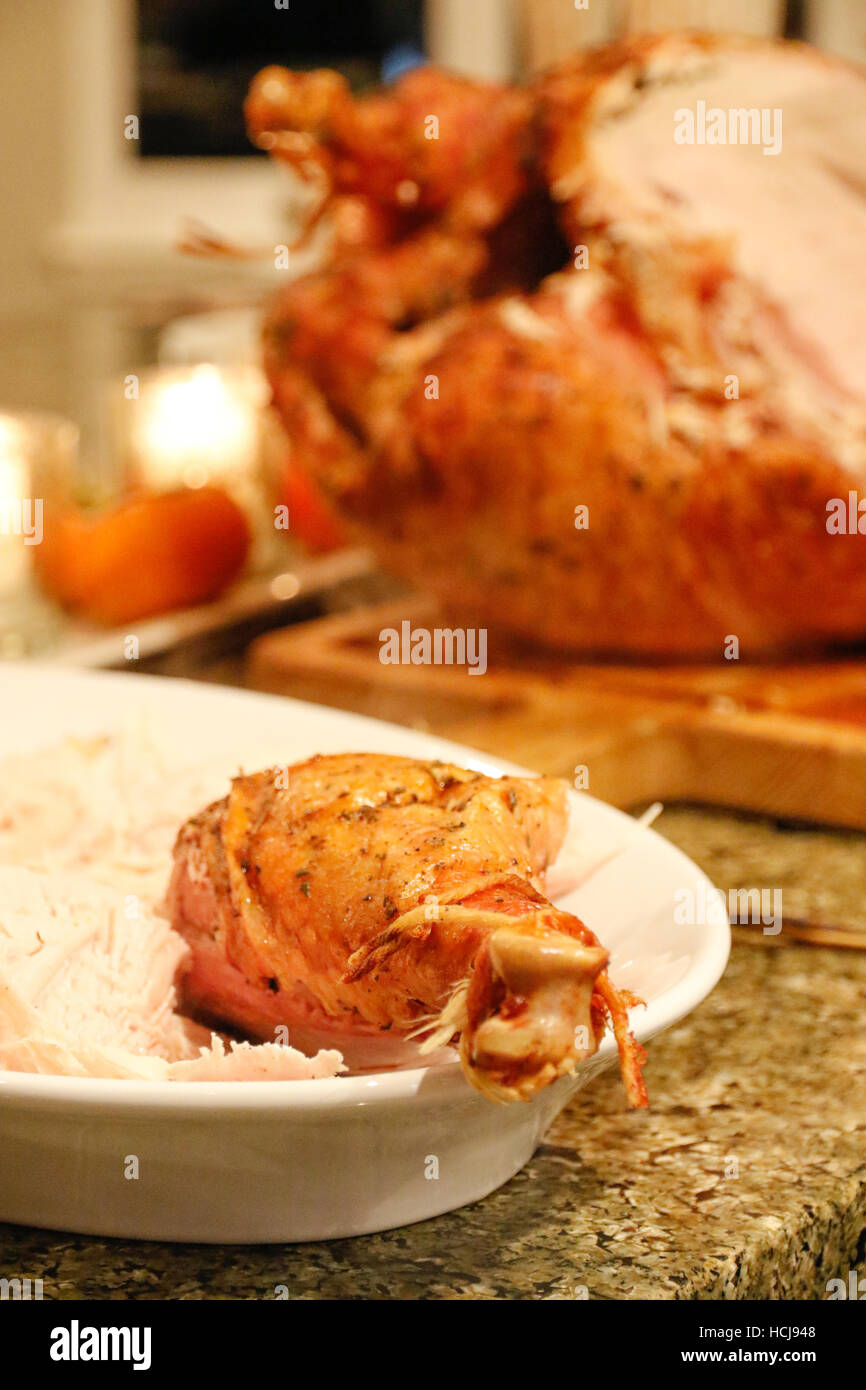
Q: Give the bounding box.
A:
[168,752,647,1104]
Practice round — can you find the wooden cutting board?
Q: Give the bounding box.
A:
[247,597,866,831]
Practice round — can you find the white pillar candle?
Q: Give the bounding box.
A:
[0,414,75,600]
[425,0,518,81]
[0,419,32,597]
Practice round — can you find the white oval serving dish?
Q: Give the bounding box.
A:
[0,665,729,1242]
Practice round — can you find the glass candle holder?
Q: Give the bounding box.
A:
[0,412,79,658]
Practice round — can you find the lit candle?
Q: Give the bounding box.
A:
[123,365,268,494]
[114,364,276,568]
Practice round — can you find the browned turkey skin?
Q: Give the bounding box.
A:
[168,753,647,1105]
[251,34,866,657]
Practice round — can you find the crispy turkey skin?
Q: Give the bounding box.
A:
[168,753,646,1104]
[252,35,866,657]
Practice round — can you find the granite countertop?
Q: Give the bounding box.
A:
[2,806,865,1300]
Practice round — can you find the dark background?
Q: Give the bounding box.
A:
[136,0,426,157]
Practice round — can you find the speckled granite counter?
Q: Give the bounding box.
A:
[2,807,865,1300]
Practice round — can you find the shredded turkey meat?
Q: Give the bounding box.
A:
[0,733,344,1082]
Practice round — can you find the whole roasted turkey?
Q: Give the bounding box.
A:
[248,33,866,656]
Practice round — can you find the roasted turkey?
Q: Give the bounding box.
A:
[168,753,647,1104]
[248,33,866,657]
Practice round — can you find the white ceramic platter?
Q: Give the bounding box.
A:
[0,665,729,1243]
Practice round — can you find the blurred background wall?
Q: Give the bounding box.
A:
[0,2,69,408]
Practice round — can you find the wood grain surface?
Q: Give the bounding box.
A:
[248,597,866,832]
